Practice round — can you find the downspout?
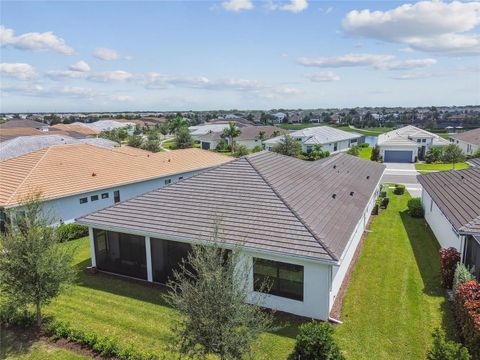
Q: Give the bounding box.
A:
[328,316,343,325]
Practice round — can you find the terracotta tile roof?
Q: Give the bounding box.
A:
[52,123,99,136]
[0,128,46,142]
[112,146,154,156]
[0,144,232,208]
[418,168,480,234]
[78,152,385,261]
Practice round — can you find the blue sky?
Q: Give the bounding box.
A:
[1,0,479,112]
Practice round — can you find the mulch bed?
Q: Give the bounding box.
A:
[329,215,375,321]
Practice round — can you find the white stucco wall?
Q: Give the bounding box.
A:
[422,189,461,250]
[329,178,380,309]
[237,139,263,149]
[451,138,479,156]
[14,170,202,225]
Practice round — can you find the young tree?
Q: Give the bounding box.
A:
[158,122,169,137]
[127,135,144,148]
[168,115,189,134]
[222,122,242,153]
[175,126,194,149]
[307,144,330,161]
[234,145,249,158]
[370,145,381,162]
[0,194,76,326]
[165,223,274,360]
[442,144,465,169]
[142,139,161,152]
[346,145,360,157]
[272,135,302,157]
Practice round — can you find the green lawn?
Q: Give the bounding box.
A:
[1,329,89,360]
[415,162,470,171]
[3,191,454,359]
[358,147,372,160]
[334,190,456,359]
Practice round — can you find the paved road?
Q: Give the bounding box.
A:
[381,163,422,197]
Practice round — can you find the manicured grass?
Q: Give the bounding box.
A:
[334,190,456,359]
[0,329,89,360]
[415,162,470,171]
[358,147,372,160]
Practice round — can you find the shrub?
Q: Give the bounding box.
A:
[44,319,156,360]
[425,147,443,164]
[0,301,35,328]
[407,197,424,218]
[127,135,144,148]
[393,184,405,195]
[358,142,369,148]
[455,281,480,359]
[215,139,229,152]
[426,328,470,360]
[440,248,461,289]
[381,197,390,209]
[251,145,264,153]
[370,145,381,162]
[234,145,249,158]
[347,145,360,156]
[372,203,379,215]
[454,263,475,294]
[56,223,88,242]
[289,321,344,360]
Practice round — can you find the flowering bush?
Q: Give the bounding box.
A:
[440,248,460,289]
[455,281,480,359]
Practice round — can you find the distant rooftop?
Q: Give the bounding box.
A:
[450,128,480,145]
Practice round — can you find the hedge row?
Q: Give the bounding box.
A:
[56,223,88,242]
[455,280,480,359]
[440,247,460,289]
[45,319,157,360]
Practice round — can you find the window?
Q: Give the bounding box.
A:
[91,195,99,201]
[80,197,88,204]
[417,139,421,143]
[101,193,109,199]
[333,143,338,151]
[422,139,426,143]
[253,258,304,301]
[114,190,120,203]
[179,176,184,180]
[165,179,172,185]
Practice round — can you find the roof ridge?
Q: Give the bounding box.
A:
[244,154,338,261]
[5,147,51,206]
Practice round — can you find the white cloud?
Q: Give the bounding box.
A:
[221,0,254,12]
[88,70,133,82]
[297,53,395,67]
[306,71,341,82]
[297,53,437,71]
[399,47,414,53]
[69,60,91,72]
[275,87,302,94]
[391,72,434,80]
[46,70,86,79]
[281,0,308,13]
[342,1,480,55]
[92,47,121,61]
[0,25,74,55]
[0,63,36,79]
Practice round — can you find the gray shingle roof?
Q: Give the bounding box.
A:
[418,168,480,234]
[450,128,480,145]
[78,151,385,262]
[467,158,480,167]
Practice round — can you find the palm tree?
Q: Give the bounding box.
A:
[223,122,241,152]
[168,115,189,134]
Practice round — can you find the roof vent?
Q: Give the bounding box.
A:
[461,175,464,180]
[333,165,337,169]
[168,159,171,162]
[366,175,370,180]
[332,193,337,199]
[92,172,97,177]
[350,191,354,196]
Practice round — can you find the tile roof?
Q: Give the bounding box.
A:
[418,167,480,234]
[78,152,385,262]
[450,128,480,145]
[52,123,99,136]
[0,135,117,161]
[263,126,360,146]
[197,126,288,142]
[0,144,232,208]
[378,125,449,146]
[1,119,47,129]
[0,128,46,142]
[467,158,480,167]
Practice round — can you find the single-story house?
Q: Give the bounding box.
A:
[377,125,449,163]
[449,128,480,156]
[74,120,136,134]
[188,124,231,141]
[263,126,361,154]
[197,126,288,150]
[418,168,480,279]
[77,151,385,320]
[52,123,100,137]
[1,119,49,131]
[0,144,231,229]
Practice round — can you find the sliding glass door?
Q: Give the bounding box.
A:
[151,238,192,284]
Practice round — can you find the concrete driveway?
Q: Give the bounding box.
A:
[381,162,422,197]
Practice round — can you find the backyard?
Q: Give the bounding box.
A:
[2,191,454,359]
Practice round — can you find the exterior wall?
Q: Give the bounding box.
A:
[422,189,462,250]
[329,177,380,309]
[379,145,417,162]
[237,139,263,149]
[450,138,480,156]
[303,139,353,154]
[14,170,201,225]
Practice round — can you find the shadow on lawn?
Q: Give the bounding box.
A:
[0,327,38,358]
[400,210,457,340]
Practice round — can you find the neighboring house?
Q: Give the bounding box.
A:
[418,168,480,279]
[1,119,49,131]
[52,123,100,137]
[449,128,480,156]
[0,135,117,161]
[197,126,288,150]
[377,125,449,163]
[0,145,231,228]
[75,120,136,133]
[263,126,361,154]
[77,151,385,320]
[189,124,231,141]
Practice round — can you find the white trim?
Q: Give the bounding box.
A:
[88,227,96,267]
[145,236,153,282]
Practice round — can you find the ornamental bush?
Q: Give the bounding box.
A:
[289,321,344,360]
[407,197,424,218]
[454,263,475,294]
[426,328,470,360]
[234,145,249,158]
[381,197,390,209]
[56,223,88,242]
[455,281,480,359]
[439,248,460,289]
[358,142,369,148]
[393,184,405,195]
